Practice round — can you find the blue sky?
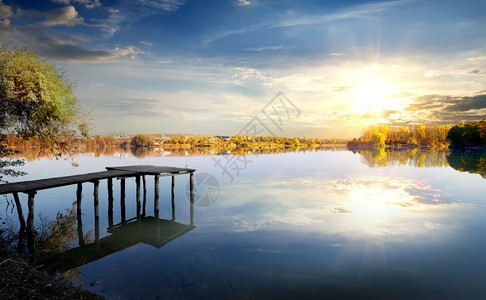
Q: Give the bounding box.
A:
[1,0,485,137]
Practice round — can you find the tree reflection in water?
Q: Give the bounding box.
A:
[351,148,486,179]
[447,149,486,179]
[350,148,450,168]
[36,204,92,259]
[0,202,91,278]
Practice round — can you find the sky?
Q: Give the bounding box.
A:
[1,0,485,138]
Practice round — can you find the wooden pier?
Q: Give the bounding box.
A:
[0,165,195,195]
[0,165,196,260]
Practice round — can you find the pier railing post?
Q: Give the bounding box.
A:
[76,183,84,245]
[142,175,147,216]
[154,175,159,218]
[136,175,141,219]
[190,172,194,225]
[108,177,114,228]
[171,175,175,221]
[120,178,126,223]
[93,180,100,248]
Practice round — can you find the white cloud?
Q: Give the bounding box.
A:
[0,18,9,28]
[0,1,13,19]
[231,66,326,92]
[232,67,270,83]
[42,6,84,27]
[136,0,186,12]
[102,0,186,37]
[245,46,283,52]
[423,70,442,78]
[264,209,325,226]
[238,0,251,6]
[271,73,326,91]
[467,56,486,64]
[202,26,255,46]
[111,45,145,60]
[278,0,415,28]
[107,7,120,14]
[233,216,270,232]
[52,0,102,9]
[205,0,413,45]
[0,0,12,32]
[424,221,441,230]
[140,40,152,46]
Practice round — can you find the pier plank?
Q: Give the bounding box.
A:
[106,165,196,175]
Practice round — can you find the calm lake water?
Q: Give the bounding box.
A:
[1,148,486,299]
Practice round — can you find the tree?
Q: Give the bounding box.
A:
[130,134,153,148]
[0,45,88,180]
[416,124,426,143]
[371,131,386,147]
[478,118,486,140]
[447,120,483,147]
[0,45,88,150]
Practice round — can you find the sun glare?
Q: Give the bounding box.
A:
[344,183,418,232]
[346,72,405,113]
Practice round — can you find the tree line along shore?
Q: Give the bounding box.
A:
[347,118,486,149]
[3,133,349,153]
[3,118,486,156]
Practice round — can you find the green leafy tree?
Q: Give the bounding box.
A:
[447,120,485,147]
[0,45,89,180]
[0,45,88,146]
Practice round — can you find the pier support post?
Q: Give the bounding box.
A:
[93,180,100,247]
[12,192,26,230]
[171,175,175,220]
[120,178,126,223]
[27,191,36,260]
[108,178,114,228]
[76,183,84,245]
[142,175,147,216]
[154,175,159,218]
[136,175,141,218]
[190,172,194,225]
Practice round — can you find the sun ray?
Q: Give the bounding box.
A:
[344,69,410,115]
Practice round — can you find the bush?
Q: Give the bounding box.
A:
[130,134,153,148]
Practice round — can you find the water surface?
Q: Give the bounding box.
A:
[1,149,486,299]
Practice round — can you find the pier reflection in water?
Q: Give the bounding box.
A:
[42,216,195,273]
[0,165,196,271]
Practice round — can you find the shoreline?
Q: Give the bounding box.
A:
[0,249,104,299]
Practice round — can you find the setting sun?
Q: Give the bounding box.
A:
[347,73,400,112]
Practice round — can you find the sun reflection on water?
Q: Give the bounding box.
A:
[227,175,463,238]
[347,185,406,227]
